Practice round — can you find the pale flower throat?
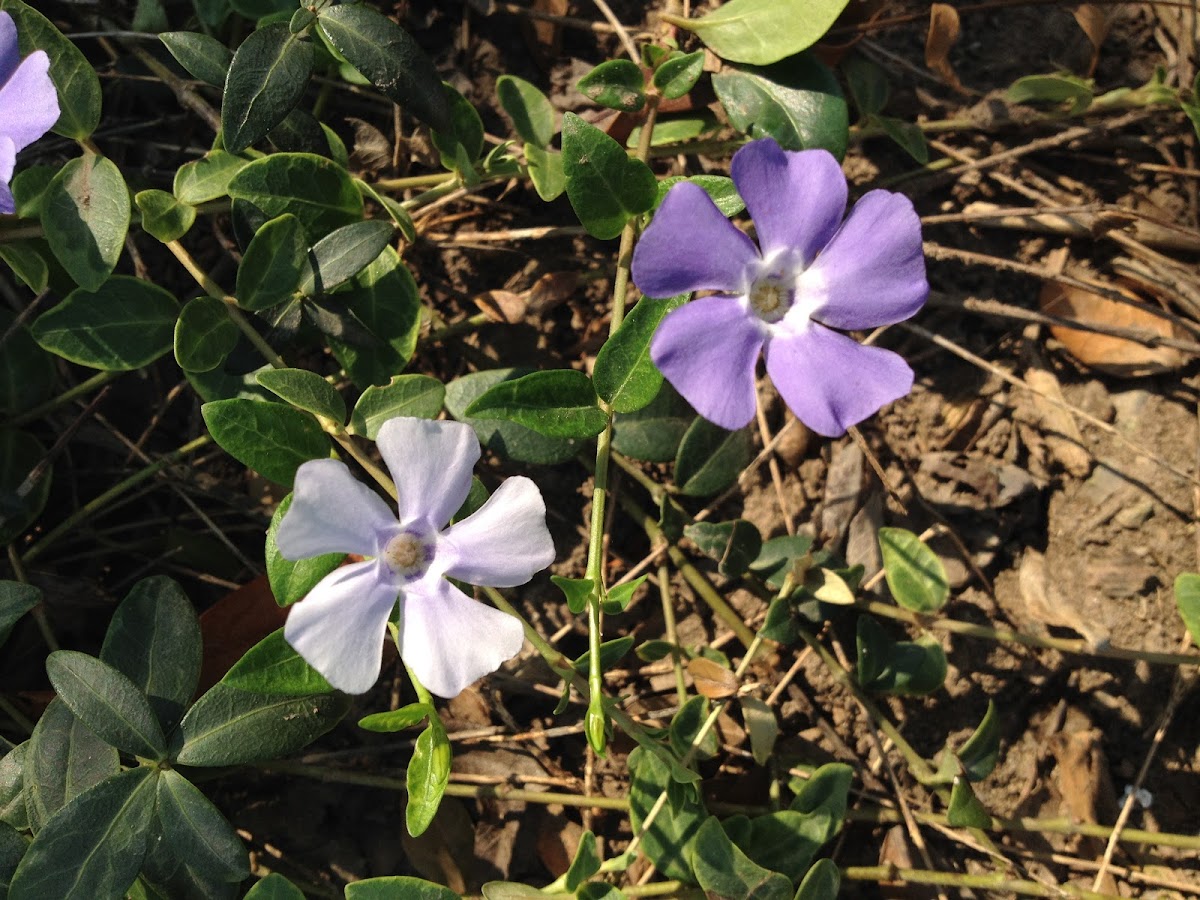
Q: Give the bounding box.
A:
[382,531,434,581]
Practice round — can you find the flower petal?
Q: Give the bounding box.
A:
[377,417,479,531]
[650,295,765,430]
[285,559,399,694]
[731,140,848,264]
[631,181,759,299]
[0,50,59,152]
[0,136,14,215]
[276,458,397,559]
[800,189,927,330]
[439,476,554,587]
[398,576,525,698]
[765,324,913,437]
[0,13,18,87]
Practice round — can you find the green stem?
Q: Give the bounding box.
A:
[842,866,1118,899]
[6,546,57,652]
[10,371,120,427]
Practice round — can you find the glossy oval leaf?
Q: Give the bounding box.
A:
[496,74,554,147]
[201,398,329,487]
[135,189,196,243]
[244,873,306,900]
[594,294,686,413]
[25,698,118,832]
[795,858,841,900]
[878,527,949,613]
[175,294,238,373]
[664,0,850,66]
[174,150,250,204]
[561,113,656,240]
[155,769,249,883]
[221,629,333,696]
[257,367,346,423]
[653,50,706,99]
[41,154,130,290]
[577,59,645,112]
[299,219,394,296]
[445,369,580,465]
[222,24,314,153]
[465,368,606,439]
[346,877,461,900]
[228,152,363,240]
[611,382,692,463]
[684,519,763,577]
[160,31,233,87]
[674,417,753,497]
[236,213,307,311]
[349,374,445,439]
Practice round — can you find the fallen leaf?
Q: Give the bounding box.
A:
[688,656,738,699]
[925,4,966,93]
[1071,4,1113,75]
[475,289,529,323]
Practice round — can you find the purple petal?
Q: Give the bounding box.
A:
[398,576,525,698]
[632,181,759,299]
[0,136,13,215]
[0,13,18,86]
[765,324,913,437]
[285,559,399,693]
[276,458,397,559]
[0,50,59,151]
[439,476,554,587]
[731,140,847,264]
[377,417,479,531]
[650,294,765,430]
[800,189,927,330]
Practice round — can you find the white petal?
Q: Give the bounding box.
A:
[398,576,525,698]
[377,417,479,530]
[439,477,555,587]
[276,458,397,560]
[285,560,399,694]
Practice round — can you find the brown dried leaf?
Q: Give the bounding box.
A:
[925,3,966,93]
[523,0,566,68]
[1022,334,1092,478]
[688,656,738,699]
[347,117,392,176]
[1072,4,1113,75]
[526,271,578,314]
[1040,280,1185,376]
[474,289,529,324]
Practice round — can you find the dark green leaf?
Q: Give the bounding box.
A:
[45,650,167,760]
[663,0,849,66]
[0,429,50,545]
[577,60,645,112]
[841,52,888,117]
[692,816,792,900]
[0,582,38,649]
[135,189,196,242]
[222,24,314,153]
[594,295,686,413]
[299,219,394,295]
[564,830,601,892]
[228,153,363,240]
[175,295,238,374]
[346,876,461,900]
[237,213,307,310]
[855,616,947,696]
[155,770,249,883]
[611,383,692,463]
[317,3,450,133]
[790,762,852,839]
[41,154,130,290]
[551,575,595,615]
[221,629,333,696]
[406,719,450,837]
[174,151,249,204]
[175,683,349,766]
[466,369,606,439]
[525,144,565,202]
[946,777,991,828]
[794,858,840,900]
[0,743,28,831]
[751,533,815,589]
[244,873,306,900]
[1175,572,1200,649]
[674,417,753,497]
[712,54,848,157]
[430,85,486,169]
[138,830,239,900]
[8,767,156,900]
[561,113,656,240]
[99,577,201,734]
[722,809,830,884]
[635,639,675,663]
[445,369,581,465]
[350,375,445,439]
[875,115,929,164]
[684,519,763,577]
[878,527,949,613]
[496,75,555,147]
[358,703,433,734]
[0,242,49,295]
[603,574,646,614]
[265,493,344,607]
[31,277,176,370]
[257,368,346,424]
[956,700,1000,782]
[628,111,719,149]
[160,31,233,87]
[573,636,635,675]
[0,820,24,893]
[669,696,718,760]
[24,700,118,832]
[627,747,705,882]
[653,50,705,99]
[201,398,329,487]
[654,174,744,217]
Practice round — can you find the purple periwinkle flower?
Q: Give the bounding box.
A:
[276,417,555,697]
[0,12,59,215]
[631,138,928,437]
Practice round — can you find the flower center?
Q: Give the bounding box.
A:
[748,273,794,324]
[381,531,433,581]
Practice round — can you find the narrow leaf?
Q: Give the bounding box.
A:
[222,24,314,153]
[155,770,249,882]
[594,295,686,413]
[160,31,233,87]
[465,369,607,439]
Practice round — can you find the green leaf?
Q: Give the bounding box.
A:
[135,189,196,242]
[663,0,849,66]
[751,533,815,589]
[550,575,595,615]
[496,75,555,147]
[8,767,156,900]
[875,115,929,164]
[561,113,657,240]
[855,616,947,696]
[201,397,329,487]
[713,54,848,156]
[564,830,601,892]
[653,50,706,99]
[175,295,238,374]
[955,700,1000,782]
[174,151,249,204]
[611,383,692,463]
[573,636,635,674]
[24,699,118,832]
[406,718,451,837]
[349,375,445,438]
[160,31,232,87]
[221,629,334,696]
[628,111,719,149]
[674,417,753,497]
[41,154,130,290]
[138,813,240,900]
[175,683,349,766]
[45,651,167,760]
[627,747,705,882]
[445,369,581,465]
[794,858,840,900]
[740,696,778,766]
[1007,73,1094,114]
[228,152,363,240]
[265,493,344,607]
[669,696,718,760]
[465,369,607,439]
[1174,572,1200,649]
[222,24,314,153]
[0,819,24,891]
[841,52,888,118]
[684,519,763,577]
[790,762,853,838]
[155,770,249,883]
[0,742,28,831]
[946,777,991,828]
[358,702,433,733]
[299,219,394,295]
[878,527,949,613]
[577,60,645,112]
[0,429,50,545]
[244,873,306,900]
[257,368,346,423]
[0,582,38,648]
[346,876,462,900]
[691,816,792,900]
[603,574,646,614]
[722,809,830,885]
[524,144,566,202]
[99,577,201,734]
[236,213,307,311]
[430,85,486,169]
[317,3,450,133]
[594,295,686,413]
[0,0,102,139]
[0,242,49,294]
[31,276,177,370]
